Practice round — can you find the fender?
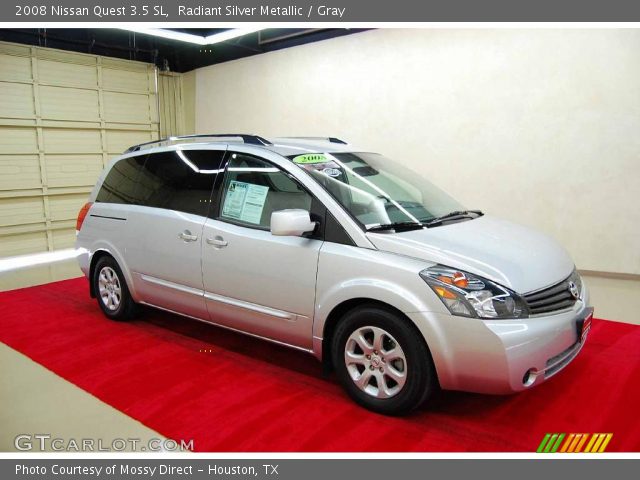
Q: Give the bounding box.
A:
[312,275,449,359]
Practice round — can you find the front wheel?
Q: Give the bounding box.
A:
[331,305,436,415]
[93,256,138,320]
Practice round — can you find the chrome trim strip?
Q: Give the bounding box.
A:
[204,291,295,320]
[139,273,297,321]
[138,301,313,354]
[140,274,204,297]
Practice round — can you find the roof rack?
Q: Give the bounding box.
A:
[280,136,348,145]
[125,134,272,153]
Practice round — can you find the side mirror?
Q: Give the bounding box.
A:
[270,209,316,237]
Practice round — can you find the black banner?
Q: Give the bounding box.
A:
[5,0,640,22]
[4,459,640,480]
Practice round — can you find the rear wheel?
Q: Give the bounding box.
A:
[93,256,137,320]
[332,305,436,415]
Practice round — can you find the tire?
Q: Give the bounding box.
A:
[331,305,436,415]
[92,256,138,321]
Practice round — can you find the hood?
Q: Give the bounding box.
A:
[366,215,574,294]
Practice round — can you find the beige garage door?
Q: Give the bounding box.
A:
[0,41,160,257]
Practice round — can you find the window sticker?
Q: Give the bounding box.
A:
[292,153,330,164]
[241,183,270,224]
[293,153,345,178]
[222,180,269,225]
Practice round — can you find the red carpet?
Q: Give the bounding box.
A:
[1,278,639,452]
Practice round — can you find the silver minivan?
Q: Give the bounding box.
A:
[76,134,593,415]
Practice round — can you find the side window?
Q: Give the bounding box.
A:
[136,149,224,216]
[219,153,312,229]
[96,155,146,205]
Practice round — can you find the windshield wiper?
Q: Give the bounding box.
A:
[424,210,483,227]
[366,221,425,232]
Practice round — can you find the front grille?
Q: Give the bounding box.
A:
[523,272,581,315]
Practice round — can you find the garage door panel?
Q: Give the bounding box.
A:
[105,130,154,154]
[0,41,161,257]
[103,92,151,123]
[0,155,41,190]
[101,56,149,72]
[45,154,103,188]
[43,129,102,154]
[0,54,32,82]
[0,82,35,119]
[149,94,159,124]
[38,60,98,89]
[102,68,149,93]
[0,197,45,227]
[0,231,48,256]
[0,128,38,154]
[0,42,30,57]
[48,194,88,222]
[51,228,77,250]
[37,48,95,66]
[39,86,100,121]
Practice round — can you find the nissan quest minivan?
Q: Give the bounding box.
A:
[76,134,593,415]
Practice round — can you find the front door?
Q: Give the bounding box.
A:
[201,151,322,349]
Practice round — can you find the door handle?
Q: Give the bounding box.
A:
[206,237,228,247]
[179,231,198,242]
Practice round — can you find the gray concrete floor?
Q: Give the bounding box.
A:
[0,256,638,451]
[0,344,163,452]
[0,257,82,292]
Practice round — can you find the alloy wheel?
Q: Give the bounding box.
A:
[98,266,122,312]
[344,326,407,398]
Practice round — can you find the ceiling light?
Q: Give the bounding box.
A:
[203,28,263,44]
[121,28,207,44]
[120,28,264,46]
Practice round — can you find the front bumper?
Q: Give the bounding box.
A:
[407,285,593,394]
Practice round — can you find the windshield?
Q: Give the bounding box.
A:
[289,152,465,229]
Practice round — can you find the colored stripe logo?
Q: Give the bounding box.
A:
[537,433,613,453]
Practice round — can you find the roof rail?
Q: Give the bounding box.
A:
[280,136,348,145]
[124,134,272,153]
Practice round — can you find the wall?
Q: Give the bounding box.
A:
[193,29,640,275]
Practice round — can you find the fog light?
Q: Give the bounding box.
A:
[522,368,537,387]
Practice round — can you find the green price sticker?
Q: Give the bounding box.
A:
[292,154,329,164]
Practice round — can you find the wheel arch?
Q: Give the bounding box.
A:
[89,250,111,298]
[88,248,136,301]
[320,298,436,379]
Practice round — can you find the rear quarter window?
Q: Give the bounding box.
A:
[96,156,146,205]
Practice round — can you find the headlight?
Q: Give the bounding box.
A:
[420,265,529,319]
